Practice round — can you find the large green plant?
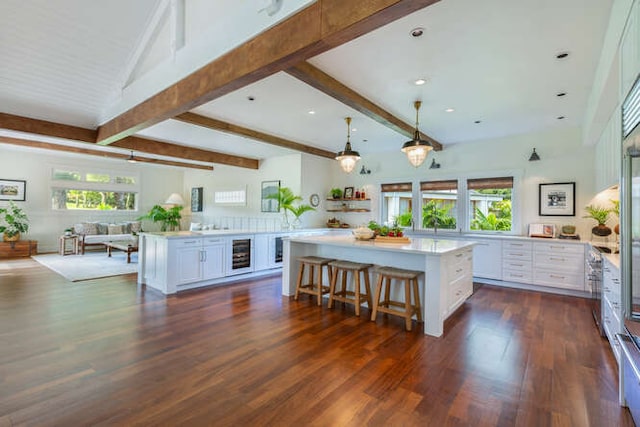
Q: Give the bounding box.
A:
[422,200,456,229]
[583,205,611,225]
[266,187,315,225]
[0,201,29,237]
[137,205,183,231]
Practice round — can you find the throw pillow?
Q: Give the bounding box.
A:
[97,223,109,235]
[120,222,132,234]
[108,224,124,235]
[82,222,98,235]
[74,223,84,234]
[129,221,142,233]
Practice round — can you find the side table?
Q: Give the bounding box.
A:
[59,235,79,256]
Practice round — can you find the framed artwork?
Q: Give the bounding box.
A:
[539,182,575,216]
[261,180,280,212]
[0,179,26,201]
[343,187,354,199]
[191,187,203,212]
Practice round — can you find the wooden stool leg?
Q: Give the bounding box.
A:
[363,268,372,309]
[413,278,423,322]
[295,263,305,301]
[404,279,412,331]
[328,266,338,309]
[371,275,383,321]
[315,264,323,306]
[354,270,361,316]
[383,278,391,308]
[341,270,348,298]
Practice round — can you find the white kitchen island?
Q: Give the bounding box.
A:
[283,235,477,337]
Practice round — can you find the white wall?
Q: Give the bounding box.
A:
[183,153,334,230]
[0,146,184,252]
[328,126,597,238]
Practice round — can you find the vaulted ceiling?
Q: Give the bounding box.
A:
[0,0,613,170]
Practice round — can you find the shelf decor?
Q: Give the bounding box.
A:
[539,182,575,216]
[0,179,26,201]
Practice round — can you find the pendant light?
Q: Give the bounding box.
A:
[336,117,360,173]
[401,101,433,167]
[126,150,137,163]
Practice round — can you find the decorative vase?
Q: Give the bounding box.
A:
[281,214,291,230]
[3,232,19,242]
[292,217,302,229]
[592,224,612,237]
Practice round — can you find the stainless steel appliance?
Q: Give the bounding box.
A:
[621,73,640,423]
[587,245,604,335]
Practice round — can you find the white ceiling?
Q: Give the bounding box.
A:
[0,0,614,164]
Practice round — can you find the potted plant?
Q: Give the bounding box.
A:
[266,187,316,229]
[64,228,73,236]
[137,205,183,232]
[583,204,612,237]
[0,201,30,242]
[611,199,620,234]
[330,188,343,199]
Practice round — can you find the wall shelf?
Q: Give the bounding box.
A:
[325,198,371,213]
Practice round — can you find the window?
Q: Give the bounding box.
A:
[420,180,458,230]
[468,177,513,231]
[51,167,139,211]
[381,182,412,226]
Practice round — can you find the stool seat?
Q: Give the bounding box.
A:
[328,261,373,316]
[371,266,423,331]
[295,256,335,306]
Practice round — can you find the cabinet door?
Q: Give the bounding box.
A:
[202,243,225,280]
[176,246,202,284]
[473,239,503,280]
[253,234,271,271]
[621,1,640,97]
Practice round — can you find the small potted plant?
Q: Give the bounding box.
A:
[137,205,183,232]
[0,201,30,242]
[611,199,620,235]
[64,228,73,236]
[330,188,343,199]
[583,204,612,237]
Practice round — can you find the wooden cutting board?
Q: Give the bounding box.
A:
[374,236,411,244]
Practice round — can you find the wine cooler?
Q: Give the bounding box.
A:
[227,237,254,275]
[274,236,283,264]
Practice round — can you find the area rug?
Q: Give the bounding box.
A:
[32,251,138,282]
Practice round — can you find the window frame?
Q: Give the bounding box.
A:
[49,164,141,212]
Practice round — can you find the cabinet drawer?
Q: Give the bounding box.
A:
[447,250,472,281]
[503,260,532,272]
[203,238,225,245]
[533,270,584,290]
[533,242,584,255]
[503,241,532,251]
[533,252,584,273]
[173,239,202,248]
[502,268,532,284]
[502,249,532,259]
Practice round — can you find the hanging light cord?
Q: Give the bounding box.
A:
[345,117,352,144]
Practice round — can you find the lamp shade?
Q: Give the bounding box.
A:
[402,101,433,168]
[336,117,360,173]
[165,193,185,205]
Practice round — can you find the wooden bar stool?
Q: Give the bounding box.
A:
[295,256,334,306]
[370,266,423,331]
[327,260,373,316]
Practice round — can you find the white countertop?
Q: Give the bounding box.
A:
[288,234,476,255]
[141,228,335,239]
[409,231,588,245]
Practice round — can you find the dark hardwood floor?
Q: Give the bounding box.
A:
[0,258,634,426]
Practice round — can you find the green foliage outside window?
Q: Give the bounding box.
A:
[422,200,457,229]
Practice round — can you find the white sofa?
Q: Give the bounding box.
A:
[73,221,141,254]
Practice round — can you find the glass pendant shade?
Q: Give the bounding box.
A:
[336,117,360,173]
[402,101,433,167]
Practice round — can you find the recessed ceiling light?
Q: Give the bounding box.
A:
[247,96,255,101]
[556,52,569,59]
[556,92,567,97]
[445,108,455,113]
[414,78,427,86]
[362,139,368,142]
[557,116,565,120]
[352,128,357,132]
[308,110,315,115]
[410,27,425,37]
[474,120,482,124]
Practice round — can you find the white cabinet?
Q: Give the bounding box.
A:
[602,257,623,364]
[472,238,502,280]
[254,234,271,271]
[621,0,640,98]
[174,237,225,285]
[595,107,622,192]
[445,248,474,316]
[502,240,532,283]
[533,241,585,291]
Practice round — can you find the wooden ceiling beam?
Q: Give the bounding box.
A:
[95,0,440,145]
[286,62,443,151]
[112,136,259,169]
[174,112,336,159]
[0,137,214,171]
[0,113,259,169]
[0,112,96,143]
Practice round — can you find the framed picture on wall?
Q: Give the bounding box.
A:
[539,182,575,216]
[0,179,26,201]
[191,187,203,212]
[261,180,280,212]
